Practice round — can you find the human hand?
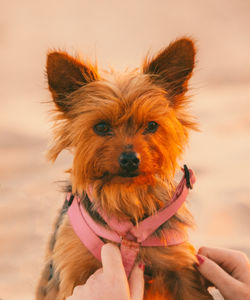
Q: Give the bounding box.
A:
[67,243,144,300]
[197,247,250,300]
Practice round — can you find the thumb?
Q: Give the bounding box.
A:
[101,243,127,279]
[197,255,241,299]
[129,263,145,300]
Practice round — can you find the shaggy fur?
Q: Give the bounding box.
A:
[36,38,213,300]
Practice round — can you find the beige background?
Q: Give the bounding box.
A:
[0,0,250,299]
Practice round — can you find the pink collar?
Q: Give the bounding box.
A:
[67,165,195,277]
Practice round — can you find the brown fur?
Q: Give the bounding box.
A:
[37,38,213,299]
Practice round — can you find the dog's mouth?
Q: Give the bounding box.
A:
[118,171,139,178]
[94,171,140,180]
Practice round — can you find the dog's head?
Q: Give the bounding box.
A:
[47,38,196,219]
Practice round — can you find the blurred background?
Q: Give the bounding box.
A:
[0,0,249,299]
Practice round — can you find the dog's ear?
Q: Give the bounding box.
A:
[143,38,195,107]
[46,51,99,112]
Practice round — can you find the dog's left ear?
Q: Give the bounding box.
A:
[143,38,195,107]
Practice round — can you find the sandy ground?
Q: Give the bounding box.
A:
[0,1,250,299]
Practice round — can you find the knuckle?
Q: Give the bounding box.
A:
[238,251,248,261]
[234,250,249,265]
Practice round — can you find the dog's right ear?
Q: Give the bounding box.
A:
[46,51,99,113]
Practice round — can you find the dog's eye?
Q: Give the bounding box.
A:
[93,122,112,136]
[143,121,159,134]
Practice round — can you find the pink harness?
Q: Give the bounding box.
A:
[67,165,195,277]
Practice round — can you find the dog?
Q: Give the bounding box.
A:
[36,37,213,300]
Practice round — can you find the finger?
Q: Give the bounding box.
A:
[129,263,145,300]
[69,285,83,296]
[197,254,241,299]
[67,285,87,299]
[101,243,126,278]
[199,247,250,283]
[85,268,103,284]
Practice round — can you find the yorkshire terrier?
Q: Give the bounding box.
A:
[36,37,213,300]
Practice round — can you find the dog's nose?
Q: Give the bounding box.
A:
[119,152,140,171]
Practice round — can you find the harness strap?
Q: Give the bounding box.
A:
[79,198,186,247]
[68,193,187,276]
[67,166,195,277]
[131,168,195,242]
[120,239,140,277]
[67,193,104,260]
[86,167,195,242]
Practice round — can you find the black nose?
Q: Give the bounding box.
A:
[119,152,140,171]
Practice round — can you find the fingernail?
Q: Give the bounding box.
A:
[138,262,145,272]
[196,254,205,266]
